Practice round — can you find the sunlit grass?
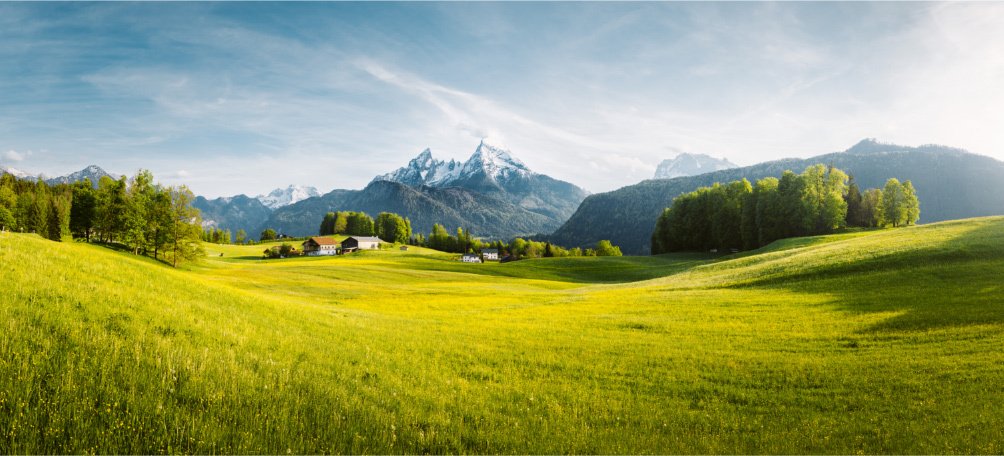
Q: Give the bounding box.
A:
[1,217,1003,453]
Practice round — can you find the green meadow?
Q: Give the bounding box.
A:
[2,217,1003,453]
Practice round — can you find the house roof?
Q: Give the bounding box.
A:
[482,248,499,253]
[304,236,339,246]
[344,236,384,243]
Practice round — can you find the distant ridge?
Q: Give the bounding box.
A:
[1,164,119,189]
[654,153,737,179]
[550,139,1004,255]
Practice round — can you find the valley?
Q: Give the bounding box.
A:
[2,217,1003,453]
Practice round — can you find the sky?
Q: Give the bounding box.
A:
[1,2,1003,198]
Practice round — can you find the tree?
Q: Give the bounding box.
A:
[860,188,884,228]
[167,185,204,267]
[333,212,348,234]
[260,228,278,242]
[881,178,907,227]
[0,180,17,232]
[124,170,155,254]
[594,240,622,256]
[903,180,920,225]
[69,180,97,240]
[845,175,865,227]
[320,212,336,235]
[235,229,247,245]
[375,212,411,243]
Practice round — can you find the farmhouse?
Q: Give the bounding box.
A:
[302,236,340,256]
[482,248,499,261]
[341,236,384,253]
[461,253,482,263]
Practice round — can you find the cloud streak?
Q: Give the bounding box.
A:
[0,2,1002,198]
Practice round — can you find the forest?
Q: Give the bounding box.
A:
[651,164,920,254]
[0,171,205,267]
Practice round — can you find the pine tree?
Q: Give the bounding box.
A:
[845,176,864,227]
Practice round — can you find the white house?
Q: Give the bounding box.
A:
[482,248,499,261]
[302,236,340,256]
[461,253,482,263]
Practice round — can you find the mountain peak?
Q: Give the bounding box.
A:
[654,153,737,179]
[256,185,320,209]
[466,141,531,180]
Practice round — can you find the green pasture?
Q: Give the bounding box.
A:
[1,217,1003,453]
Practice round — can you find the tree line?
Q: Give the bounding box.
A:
[312,210,623,259]
[651,164,920,254]
[1,171,205,267]
[415,223,622,258]
[318,211,412,244]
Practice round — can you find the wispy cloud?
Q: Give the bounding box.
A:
[1,2,1003,197]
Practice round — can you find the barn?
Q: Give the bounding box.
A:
[341,236,384,253]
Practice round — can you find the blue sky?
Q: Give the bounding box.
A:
[1,2,1003,197]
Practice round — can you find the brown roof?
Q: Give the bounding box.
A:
[305,236,340,246]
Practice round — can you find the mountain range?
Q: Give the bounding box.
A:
[654,153,737,179]
[0,164,119,188]
[549,139,1004,254]
[262,141,589,239]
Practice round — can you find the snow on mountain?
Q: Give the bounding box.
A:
[653,153,737,179]
[256,185,321,209]
[461,140,533,182]
[45,165,119,187]
[2,164,118,188]
[374,140,533,188]
[1,165,35,180]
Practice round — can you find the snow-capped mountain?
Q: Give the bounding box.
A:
[654,153,737,179]
[1,165,35,180]
[374,140,535,189]
[45,165,119,187]
[2,164,118,188]
[373,148,464,187]
[371,140,587,223]
[256,185,321,209]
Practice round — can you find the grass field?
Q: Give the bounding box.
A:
[2,217,1003,453]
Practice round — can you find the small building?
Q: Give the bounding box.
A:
[302,236,340,256]
[341,236,384,253]
[400,246,409,251]
[482,248,499,261]
[461,253,482,263]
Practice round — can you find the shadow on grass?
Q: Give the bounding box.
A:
[90,241,177,267]
[385,252,719,284]
[754,219,1004,332]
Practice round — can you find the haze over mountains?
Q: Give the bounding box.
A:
[550,139,1004,254]
[654,153,737,179]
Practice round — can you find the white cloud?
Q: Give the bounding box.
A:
[3,150,26,162]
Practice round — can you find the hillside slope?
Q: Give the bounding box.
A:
[262,180,559,239]
[2,217,1003,453]
[550,140,1004,254]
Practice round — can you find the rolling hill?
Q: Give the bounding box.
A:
[2,216,1003,453]
[550,139,1004,254]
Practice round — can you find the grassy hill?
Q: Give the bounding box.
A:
[2,217,1003,453]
